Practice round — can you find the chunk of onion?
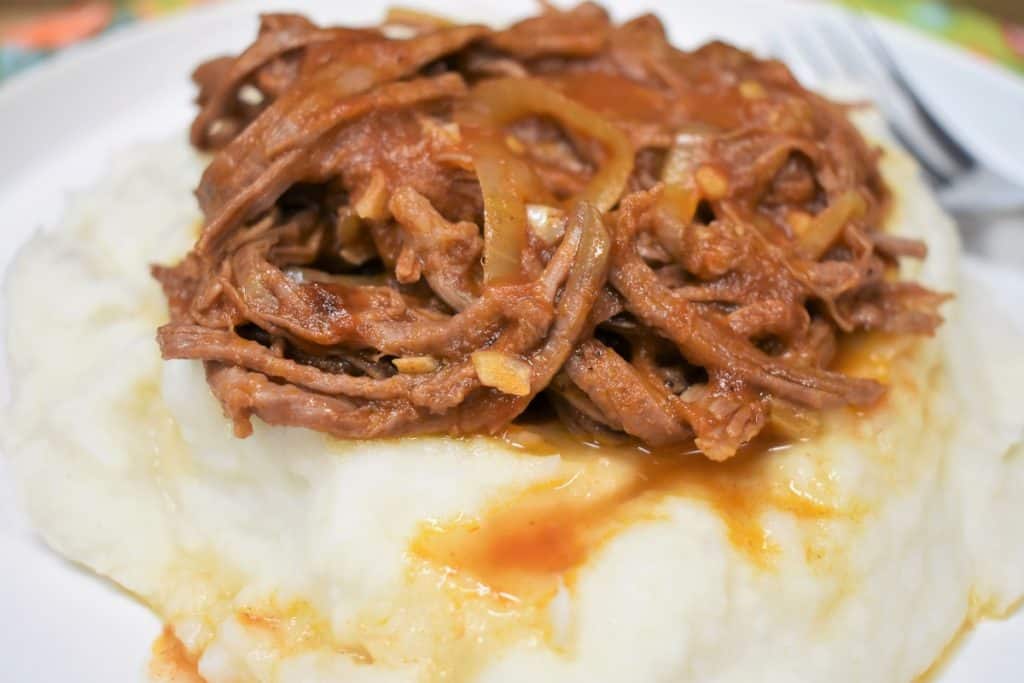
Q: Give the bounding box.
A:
[472,351,532,396]
[353,169,391,221]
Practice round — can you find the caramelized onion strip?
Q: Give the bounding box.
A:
[457,77,633,282]
[797,190,866,259]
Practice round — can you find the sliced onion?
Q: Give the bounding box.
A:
[468,78,635,212]
[661,124,715,187]
[384,7,455,29]
[797,190,867,260]
[653,184,698,260]
[465,133,544,282]
[457,77,633,283]
[526,204,567,245]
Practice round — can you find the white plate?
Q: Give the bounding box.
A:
[0,1,1021,681]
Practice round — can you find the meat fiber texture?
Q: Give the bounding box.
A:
[156,5,950,460]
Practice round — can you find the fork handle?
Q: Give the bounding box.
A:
[937,168,1024,218]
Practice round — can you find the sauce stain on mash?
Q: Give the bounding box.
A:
[412,430,842,604]
[150,335,913,682]
[412,334,917,603]
[150,627,204,683]
[236,602,374,664]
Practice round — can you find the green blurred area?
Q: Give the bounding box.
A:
[841,0,1024,72]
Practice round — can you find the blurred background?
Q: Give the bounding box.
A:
[1,0,1023,83]
[12,0,1022,26]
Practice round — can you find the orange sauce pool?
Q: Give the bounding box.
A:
[411,427,841,603]
[151,332,921,679]
[414,333,918,603]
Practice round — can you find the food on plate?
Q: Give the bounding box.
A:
[156,4,947,461]
[3,3,1023,683]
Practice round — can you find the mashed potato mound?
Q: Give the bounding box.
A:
[4,115,1024,683]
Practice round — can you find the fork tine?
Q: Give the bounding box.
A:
[817,19,893,93]
[764,32,820,88]
[767,11,976,188]
[809,12,976,186]
[792,21,849,84]
[813,18,958,185]
[850,18,975,171]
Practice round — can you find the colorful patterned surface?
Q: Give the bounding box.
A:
[1,0,1023,83]
[0,1,212,80]
[841,0,1024,71]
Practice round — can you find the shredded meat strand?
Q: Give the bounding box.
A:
[155,3,947,460]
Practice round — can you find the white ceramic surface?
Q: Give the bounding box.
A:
[1,1,1021,681]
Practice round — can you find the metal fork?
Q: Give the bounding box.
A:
[766,12,1024,217]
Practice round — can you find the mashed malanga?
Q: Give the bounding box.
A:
[4,5,1024,683]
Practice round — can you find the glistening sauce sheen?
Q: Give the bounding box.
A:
[151,334,915,681]
[412,334,911,603]
[412,426,839,602]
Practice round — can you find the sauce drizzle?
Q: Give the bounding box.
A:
[412,426,843,602]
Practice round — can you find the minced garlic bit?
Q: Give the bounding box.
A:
[393,356,439,374]
[739,80,766,100]
[336,208,374,265]
[237,83,265,106]
[472,351,532,396]
[505,134,526,155]
[385,6,455,29]
[787,209,813,236]
[695,164,729,199]
[354,170,391,221]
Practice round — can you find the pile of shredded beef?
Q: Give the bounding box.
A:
[154,3,948,460]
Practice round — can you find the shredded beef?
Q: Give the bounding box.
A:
[155,2,947,460]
